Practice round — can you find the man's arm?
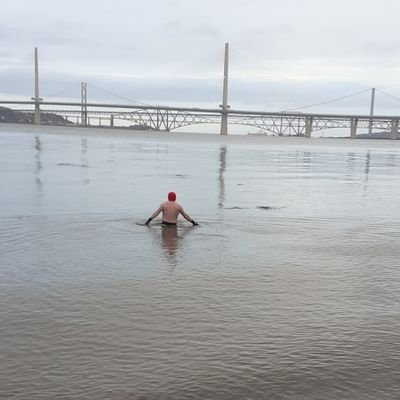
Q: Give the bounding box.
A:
[145,204,163,225]
[180,208,199,226]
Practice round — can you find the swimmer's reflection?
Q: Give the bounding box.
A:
[161,225,179,265]
[150,224,194,267]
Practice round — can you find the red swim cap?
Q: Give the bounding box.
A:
[168,192,176,201]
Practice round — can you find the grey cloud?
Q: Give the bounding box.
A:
[2,0,400,112]
[0,49,19,59]
[357,41,400,58]
[1,24,86,49]
[161,20,183,32]
[163,0,183,6]
[189,25,222,38]
[271,24,296,36]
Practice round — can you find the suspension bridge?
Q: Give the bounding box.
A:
[1,45,400,139]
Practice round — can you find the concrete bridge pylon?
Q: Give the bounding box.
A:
[219,42,230,135]
[32,47,41,125]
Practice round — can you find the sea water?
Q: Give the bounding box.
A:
[1,125,400,399]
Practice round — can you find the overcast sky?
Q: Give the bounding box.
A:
[2,0,400,114]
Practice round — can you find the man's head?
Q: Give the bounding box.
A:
[168,192,176,201]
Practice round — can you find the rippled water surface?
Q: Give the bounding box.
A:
[1,126,400,399]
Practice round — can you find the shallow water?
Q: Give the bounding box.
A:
[1,126,400,399]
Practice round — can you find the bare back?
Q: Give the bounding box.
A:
[161,201,182,223]
[150,201,193,224]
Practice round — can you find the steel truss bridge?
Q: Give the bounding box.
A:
[1,100,400,138]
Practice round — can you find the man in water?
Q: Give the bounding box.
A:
[145,192,199,226]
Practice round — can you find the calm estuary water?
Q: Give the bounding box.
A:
[1,125,400,399]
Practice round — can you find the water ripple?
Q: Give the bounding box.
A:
[2,130,400,399]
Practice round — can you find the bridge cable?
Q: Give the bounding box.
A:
[87,83,151,106]
[0,52,32,75]
[45,83,82,100]
[227,49,376,114]
[229,48,300,83]
[167,47,223,78]
[375,88,400,103]
[283,88,371,112]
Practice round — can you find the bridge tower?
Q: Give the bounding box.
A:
[368,87,376,135]
[81,82,88,126]
[219,42,230,135]
[32,47,41,125]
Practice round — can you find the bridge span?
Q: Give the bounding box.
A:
[1,99,400,139]
[2,46,399,138]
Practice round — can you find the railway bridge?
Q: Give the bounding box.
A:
[1,99,399,139]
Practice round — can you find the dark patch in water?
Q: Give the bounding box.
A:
[257,206,279,210]
[58,163,88,168]
[15,215,33,220]
[225,207,248,210]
